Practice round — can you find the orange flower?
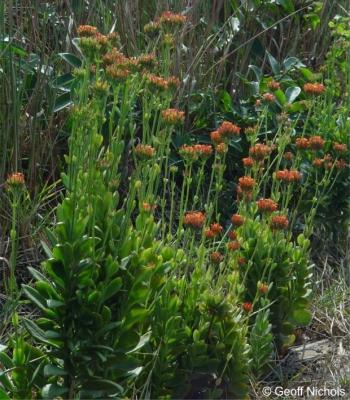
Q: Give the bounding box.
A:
[333,142,347,153]
[335,159,347,169]
[161,108,185,125]
[228,230,238,240]
[210,252,223,264]
[262,92,275,102]
[204,228,215,239]
[134,144,155,159]
[210,223,223,235]
[242,302,253,312]
[303,82,325,95]
[77,25,98,37]
[255,99,261,107]
[180,144,213,161]
[296,137,310,150]
[257,282,269,294]
[228,240,240,251]
[142,202,156,212]
[158,11,187,27]
[312,158,324,168]
[231,214,245,227]
[184,211,205,229]
[210,130,222,144]
[275,169,301,183]
[106,65,130,80]
[238,176,255,192]
[137,53,157,69]
[242,157,254,168]
[309,136,325,151]
[257,198,278,213]
[249,143,271,161]
[166,76,181,90]
[267,80,280,91]
[7,172,25,187]
[218,121,241,137]
[283,151,294,161]
[145,73,168,90]
[270,215,289,230]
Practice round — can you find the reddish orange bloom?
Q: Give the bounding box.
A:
[106,65,130,80]
[249,143,271,161]
[145,73,169,90]
[142,202,156,212]
[210,130,222,144]
[228,240,240,251]
[242,157,254,168]
[303,82,325,95]
[77,25,98,37]
[262,92,276,102]
[258,282,269,294]
[103,48,127,66]
[257,198,278,213]
[335,159,347,169]
[134,144,155,159]
[296,137,310,150]
[275,169,301,183]
[161,108,185,125]
[228,230,238,240]
[7,172,25,187]
[180,144,213,161]
[184,211,205,229]
[283,151,294,161]
[166,76,181,90]
[333,142,347,153]
[309,136,325,151]
[268,80,281,90]
[237,256,246,266]
[238,176,255,192]
[231,214,245,227]
[210,223,223,235]
[312,158,324,168]
[158,11,187,27]
[210,251,223,264]
[218,121,241,137]
[137,53,157,69]
[270,215,289,230]
[242,302,253,312]
[204,229,215,239]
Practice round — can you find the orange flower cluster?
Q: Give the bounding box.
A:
[303,82,325,95]
[161,108,185,125]
[242,302,253,312]
[312,158,324,168]
[231,214,245,227]
[205,223,223,239]
[215,143,227,154]
[77,25,98,37]
[228,240,240,251]
[268,80,280,90]
[228,230,238,240]
[218,121,241,137]
[333,142,347,153]
[210,130,221,144]
[184,211,205,229]
[134,144,155,159]
[296,137,309,149]
[335,159,347,169]
[180,144,213,161]
[210,251,223,264]
[275,169,301,183]
[257,198,278,213]
[7,172,25,187]
[238,176,255,192]
[262,92,276,102]
[258,282,269,294]
[270,215,289,230]
[142,202,157,212]
[309,135,325,151]
[106,65,130,80]
[145,73,180,91]
[249,143,271,161]
[158,11,187,27]
[242,157,254,168]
